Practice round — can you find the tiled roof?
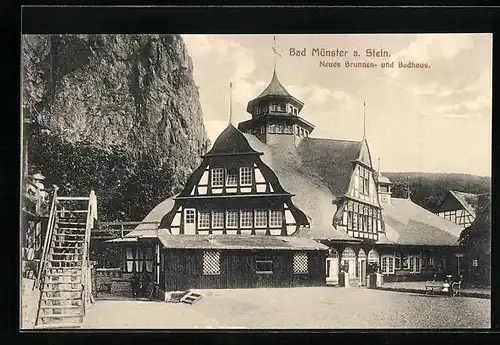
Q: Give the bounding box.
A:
[155,233,329,251]
[205,123,261,156]
[383,198,462,246]
[243,133,361,241]
[256,70,293,99]
[246,71,304,112]
[449,190,490,216]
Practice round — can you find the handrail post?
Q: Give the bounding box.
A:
[121,224,124,239]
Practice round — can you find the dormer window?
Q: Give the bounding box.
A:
[255,107,261,115]
[271,103,279,111]
[293,108,298,115]
[279,103,286,112]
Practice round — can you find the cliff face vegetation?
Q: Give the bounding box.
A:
[22,34,210,221]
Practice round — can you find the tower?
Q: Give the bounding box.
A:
[238,70,315,147]
[238,37,315,147]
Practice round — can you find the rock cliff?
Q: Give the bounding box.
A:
[22,34,210,221]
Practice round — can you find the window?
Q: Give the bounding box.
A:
[409,255,421,273]
[260,126,265,134]
[226,170,238,187]
[381,255,395,274]
[305,131,309,137]
[240,167,253,186]
[279,103,286,111]
[240,210,253,228]
[185,209,195,224]
[124,247,154,273]
[271,103,278,111]
[293,252,308,274]
[270,210,282,227]
[293,108,298,115]
[211,168,224,187]
[198,211,210,229]
[359,165,370,195]
[394,252,401,270]
[212,211,224,229]
[256,256,273,274]
[203,251,220,275]
[255,107,261,115]
[295,126,299,135]
[255,209,267,228]
[428,256,435,268]
[226,210,238,228]
[379,185,389,193]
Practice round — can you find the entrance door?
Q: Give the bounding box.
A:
[326,258,339,284]
[184,208,196,235]
[358,260,366,286]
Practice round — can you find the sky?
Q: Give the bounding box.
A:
[182,34,492,177]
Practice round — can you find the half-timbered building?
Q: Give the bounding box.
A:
[109,68,468,295]
[436,190,490,229]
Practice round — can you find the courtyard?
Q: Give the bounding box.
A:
[81,287,490,329]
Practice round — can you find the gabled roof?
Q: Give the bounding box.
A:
[449,190,490,216]
[243,133,362,241]
[205,123,261,157]
[436,190,491,216]
[383,198,463,246]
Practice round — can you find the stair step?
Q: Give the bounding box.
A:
[40,305,81,309]
[57,210,88,213]
[56,227,87,231]
[49,252,83,256]
[49,259,81,262]
[52,246,84,250]
[58,222,87,226]
[34,322,82,329]
[43,288,82,292]
[42,296,82,300]
[46,272,81,276]
[39,313,82,318]
[57,197,90,201]
[54,233,86,237]
[51,240,85,243]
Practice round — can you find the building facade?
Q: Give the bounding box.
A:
[109,68,466,295]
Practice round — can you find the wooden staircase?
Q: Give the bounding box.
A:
[34,190,97,329]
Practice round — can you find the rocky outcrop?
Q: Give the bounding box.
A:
[22,34,210,221]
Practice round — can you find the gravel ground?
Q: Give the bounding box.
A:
[81,287,490,329]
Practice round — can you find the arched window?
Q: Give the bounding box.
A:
[368,249,379,264]
[342,247,356,259]
[358,249,366,261]
[328,248,339,258]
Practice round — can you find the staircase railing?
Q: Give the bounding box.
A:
[81,190,97,321]
[34,186,59,290]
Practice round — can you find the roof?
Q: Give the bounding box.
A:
[205,124,261,157]
[155,233,329,251]
[246,70,304,112]
[449,190,490,216]
[375,172,391,185]
[243,133,362,241]
[382,198,463,246]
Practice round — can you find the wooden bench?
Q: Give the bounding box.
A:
[425,281,446,295]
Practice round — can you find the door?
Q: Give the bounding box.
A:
[326,258,339,284]
[358,260,366,286]
[184,208,196,235]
